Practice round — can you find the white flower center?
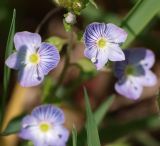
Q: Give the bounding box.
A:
[29,53,40,64]
[39,122,51,133]
[97,38,107,49]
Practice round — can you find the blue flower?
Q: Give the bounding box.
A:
[19,105,69,146]
[83,22,127,70]
[5,31,60,87]
[114,48,157,100]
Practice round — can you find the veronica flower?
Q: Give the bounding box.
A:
[5,31,60,87]
[83,22,127,70]
[114,48,157,100]
[19,105,69,146]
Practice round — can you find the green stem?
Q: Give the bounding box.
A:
[53,31,73,96]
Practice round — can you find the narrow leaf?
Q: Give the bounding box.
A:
[121,0,160,48]
[84,87,101,146]
[1,9,16,126]
[89,0,98,9]
[72,126,77,146]
[94,95,115,126]
[3,9,16,97]
[1,114,24,136]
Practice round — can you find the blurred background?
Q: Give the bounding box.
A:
[1,0,160,146]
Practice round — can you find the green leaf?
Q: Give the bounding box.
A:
[2,9,16,125]
[121,0,160,48]
[77,58,96,73]
[72,126,77,146]
[94,95,115,126]
[99,115,160,142]
[84,88,101,146]
[89,0,98,9]
[45,36,67,52]
[107,138,131,146]
[1,114,24,136]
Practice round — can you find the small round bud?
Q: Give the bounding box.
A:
[65,12,76,24]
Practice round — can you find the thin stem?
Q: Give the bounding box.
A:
[53,31,73,95]
[35,8,62,33]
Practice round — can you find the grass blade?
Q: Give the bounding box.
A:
[84,87,101,146]
[72,126,77,146]
[121,0,160,48]
[2,9,16,126]
[94,95,115,126]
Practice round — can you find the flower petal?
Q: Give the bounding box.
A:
[139,70,157,86]
[46,126,69,146]
[31,105,65,125]
[108,43,125,61]
[84,45,109,70]
[19,125,40,141]
[18,64,44,87]
[140,49,155,69]
[84,23,106,49]
[115,76,143,100]
[94,49,109,70]
[14,31,41,52]
[21,115,37,128]
[105,23,127,43]
[5,52,19,69]
[38,43,60,75]
[113,60,127,79]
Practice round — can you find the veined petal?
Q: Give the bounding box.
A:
[21,115,37,128]
[94,49,109,70]
[14,31,41,52]
[19,125,40,140]
[113,60,127,79]
[115,76,143,100]
[31,105,65,125]
[5,52,19,69]
[124,48,146,64]
[84,47,97,60]
[140,49,155,69]
[83,23,106,49]
[38,43,60,75]
[85,47,109,70]
[105,23,127,43]
[18,64,44,87]
[139,70,157,86]
[108,43,125,61]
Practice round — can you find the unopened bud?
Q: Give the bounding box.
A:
[64,12,76,24]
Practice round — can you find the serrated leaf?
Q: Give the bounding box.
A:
[45,36,66,52]
[94,95,115,126]
[84,88,101,146]
[1,114,24,136]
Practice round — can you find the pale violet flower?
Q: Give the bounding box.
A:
[83,22,127,70]
[19,105,69,146]
[114,48,157,100]
[5,31,60,87]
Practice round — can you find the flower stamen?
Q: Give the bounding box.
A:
[97,38,107,49]
[29,53,40,64]
[39,123,50,133]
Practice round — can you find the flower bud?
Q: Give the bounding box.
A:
[64,12,76,24]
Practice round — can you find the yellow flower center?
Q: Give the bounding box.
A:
[97,38,107,49]
[29,53,40,64]
[39,123,50,133]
